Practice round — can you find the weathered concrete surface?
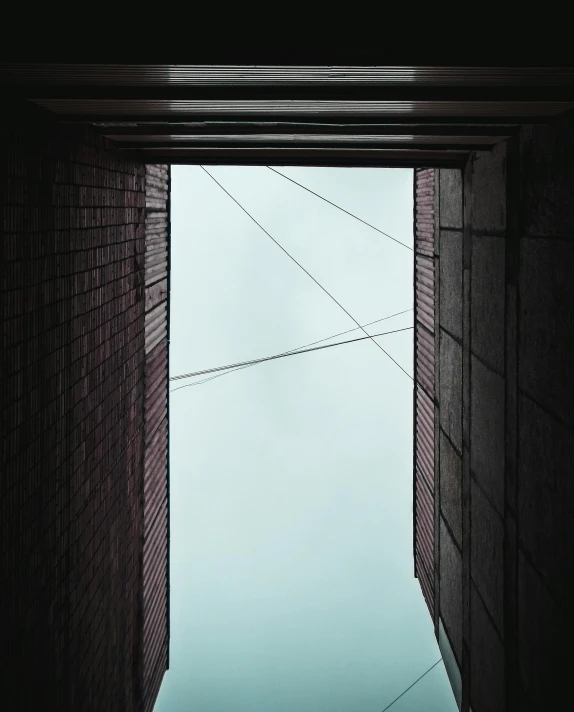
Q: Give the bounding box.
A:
[439,169,464,229]
[440,230,463,340]
[470,583,504,712]
[470,480,504,636]
[518,551,570,710]
[422,110,574,712]
[521,115,574,236]
[470,356,505,514]
[518,393,574,611]
[440,330,463,452]
[470,144,507,235]
[471,236,505,373]
[519,237,574,428]
[440,518,463,666]
[440,430,462,548]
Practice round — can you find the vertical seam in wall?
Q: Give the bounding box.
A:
[461,155,473,712]
[504,136,520,711]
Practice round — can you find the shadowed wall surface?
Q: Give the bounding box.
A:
[1,105,169,712]
[414,110,574,711]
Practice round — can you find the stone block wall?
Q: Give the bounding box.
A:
[416,112,574,711]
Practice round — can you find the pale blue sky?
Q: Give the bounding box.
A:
[156,166,457,711]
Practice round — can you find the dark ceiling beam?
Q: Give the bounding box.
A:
[60,113,549,126]
[99,123,515,137]
[134,152,467,168]
[124,146,468,167]
[8,86,574,101]
[114,139,494,152]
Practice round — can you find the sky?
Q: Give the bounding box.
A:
[156,165,457,712]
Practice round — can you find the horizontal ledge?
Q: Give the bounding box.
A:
[7,85,574,101]
[126,146,468,156]
[136,153,467,168]
[56,113,564,125]
[100,122,515,137]
[115,139,493,152]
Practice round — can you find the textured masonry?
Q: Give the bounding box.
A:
[1,105,169,712]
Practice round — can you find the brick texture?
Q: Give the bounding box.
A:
[413,167,437,620]
[142,164,170,712]
[1,105,147,711]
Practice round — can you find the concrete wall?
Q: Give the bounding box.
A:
[514,113,574,710]
[1,104,169,711]
[436,167,464,709]
[427,111,574,711]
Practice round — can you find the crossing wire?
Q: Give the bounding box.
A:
[170,326,413,386]
[200,166,413,380]
[267,166,413,251]
[171,307,412,392]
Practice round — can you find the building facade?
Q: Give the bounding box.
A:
[1,103,170,711]
[2,60,574,712]
[414,113,574,711]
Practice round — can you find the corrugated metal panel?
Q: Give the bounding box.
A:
[31,98,574,117]
[416,323,435,397]
[141,164,169,710]
[415,254,435,333]
[145,254,168,285]
[145,279,168,313]
[416,476,434,558]
[414,168,436,619]
[415,169,435,256]
[145,303,168,354]
[416,385,435,488]
[143,499,168,580]
[144,344,168,447]
[4,64,574,85]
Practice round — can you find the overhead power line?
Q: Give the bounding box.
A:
[171,307,413,393]
[267,166,413,251]
[380,659,443,712]
[170,326,413,388]
[200,167,413,380]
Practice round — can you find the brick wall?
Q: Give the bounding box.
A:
[142,164,170,712]
[413,168,437,620]
[1,105,147,711]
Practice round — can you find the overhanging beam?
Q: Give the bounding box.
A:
[125,146,469,168]
[99,122,515,138]
[114,139,494,151]
[7,85,574,101]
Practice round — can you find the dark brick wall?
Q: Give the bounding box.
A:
[142,164,170,712]
[413,168,437,620]
[1,105,147,711]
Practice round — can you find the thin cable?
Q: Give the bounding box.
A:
[170,326,413,388]
[200,166,412,380]
[171,307,413,392]
[380,659,443,712]
[267,166,413,252]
